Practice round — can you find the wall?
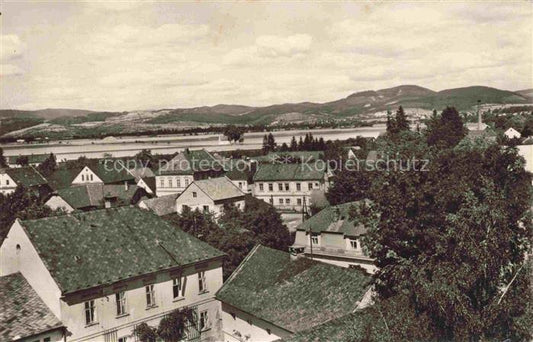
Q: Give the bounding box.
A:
[253,180,325,211]
[176,183,217,214]
[136,178,153,194]
[71,166,103,185]
[155,175,193,197]
[0,220,63,318]
[45,195,75,213]
[220,303,291,342]
[0,172,16,195]
[518,144,533,174]
[20,328,64,342]
[61,259,224,342]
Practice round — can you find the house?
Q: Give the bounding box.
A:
[289,201,376,273]
[0,166,51,196]
[46,161,135,190]
[0,207,225,342]
[216,245,370,342]
[127,166,156,195]
[344,146,361,160]
[138,193,181,216]
[252,151,324,164]
[45,183,147,212]
[518,144,533,175]
[0,272,66,342]
[155,149,224,197]
[176,177,246,216]
[252,163,328,212]
[504,127,522,140]
[222,159,255,194]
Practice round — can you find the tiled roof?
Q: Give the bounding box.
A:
[46,161,135,190]
[6,154,50,165]
[156,149,222,176]
[19,207,224,295]
[222,159,252,181]
[54,184,142,209]
[128,166,155,180]
[297,201,368,236]
[192,177,245,201]
[139,193,180,216]
[3,166,48,187]
[216,245,370,333]
[253,163,325,182]
[254,151,324,163]
[0,273,63,341]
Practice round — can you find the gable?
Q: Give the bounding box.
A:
[71,166,103,185]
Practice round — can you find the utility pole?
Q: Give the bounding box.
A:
[307,226,314,260]
[477,99,482,130]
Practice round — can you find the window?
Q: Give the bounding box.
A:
[84,300,97,325]
[116,291,127,316]
[268,183,273,191]
[285,198,290,204]
[278,198,283,204]
[203,205,209,213]
[259,183,264,191]
[145,285,156,307]
[238,182,243,189]
[118,338,127,342]
[349,239,359,250]
[192,191,197,198]
[278,183,283,191]
[81,174,85,181]
[199,310,210,331]
[168,178,173,187]
[44,338,51,342]
[177,178,181,187]
[315,182,319,187]
[311,235,319,245]
[90,174,94,181]
[296,183,301,191]
[6,179,9,185]
[173,277,185,299]
[308,182,313,190]
[160,179,164,187]
[284,183,289,191]
[185,178,190,186]
[297,198,302,205]
[198,271,207,293]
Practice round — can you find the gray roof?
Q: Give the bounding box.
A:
[0,273,64,341]
[192,176,245,201]
[297,201,368,237]
[253,163,326,182]
[139,193,180,216]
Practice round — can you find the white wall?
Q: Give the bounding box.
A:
[220,303,291,342]
[253,180,325,211]
[19,327,64,342]
[72,166,103,185]
[155,175,193,197]
[137,178,153,194]
[518,144,533,174]
[175,183,244,216]
[0,220,63,318]
[0,172,17,195]
[45,195,75,213]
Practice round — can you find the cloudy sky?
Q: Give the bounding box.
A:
[1,1,531,111]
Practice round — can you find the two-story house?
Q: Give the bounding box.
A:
[0,166,51,197]
[0,272,66,342]
[155,149,224,197]
[252,163,328,212]
[289,201,376,273]
[0,207,225,342]
[176,176,246,216]
[216,245,370,342]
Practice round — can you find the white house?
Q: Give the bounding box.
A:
[0,166,51,196]
[289,201,376,273]
[504,127,522,140]
[176,177,246,216]
[216,245,370,342]
[0,207,225,342]
[252,163,329,212]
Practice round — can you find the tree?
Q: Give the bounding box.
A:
[326,169,374,205]
[395,106,409,132]
[37,153,57,176]
[426,106,467,149]
[0,148,7,168]
[134,149,154,169]
[363,137,532,340]
[134,307,195,342]
[290,136,298,151]
[262,133,276,154]
[223,125,245,144]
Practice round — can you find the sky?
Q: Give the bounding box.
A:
[0,1,532,111]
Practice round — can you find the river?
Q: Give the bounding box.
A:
[0,125,386,161]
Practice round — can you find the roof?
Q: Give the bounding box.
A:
[128,166,155,180]
[2,167,48,187]
[6,154,50,165]
[156,149,221,176]
[297,202,367,236]
[18,207,224,295]
[0,273,64,341]
[222,159,252,181]
[253,163,325,182]
[139,193,180,216]
[254,151,324,163]
[192,177,245,201]
[53,184,142,209]
[216,245,370,333]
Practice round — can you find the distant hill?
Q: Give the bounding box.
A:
[1,84,531,138]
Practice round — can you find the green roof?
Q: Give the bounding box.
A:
[254,151,325,163]
[192,177,245,201]
[0,272,64,341]
[157,149,222,176]
[253,163,326,182]
[54,184,142,209]
[216,245,370,333]
[297,201,367,236]
[19,207,224,295]
[7,154,50,165]
[4,166,48,187]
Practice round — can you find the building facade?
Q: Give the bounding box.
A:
[0,207,225,342]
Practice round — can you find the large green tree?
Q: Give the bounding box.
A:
[426,106,467,149]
